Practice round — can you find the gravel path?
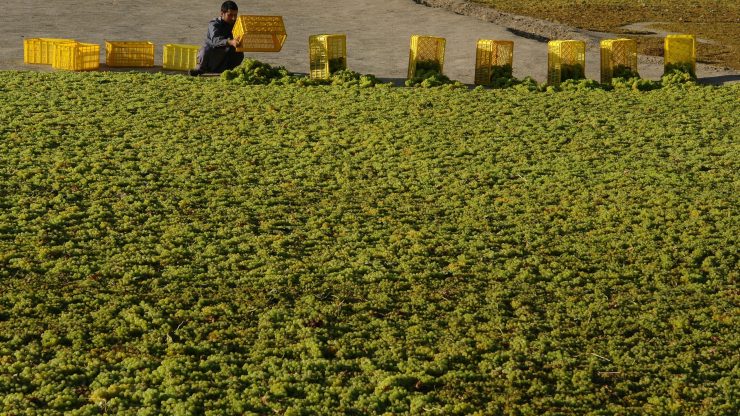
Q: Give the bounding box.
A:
[1,0,737,84]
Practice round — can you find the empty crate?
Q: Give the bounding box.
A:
[664,34,696,76]
[163,44,200,71]
[309,34,347,79]
[475,40,514,85]
[105,41,155,67]
[408,35,446,79]
[233,15,287,52]
[52,42,100,71]
[547,40,586,85]
[24,38,76,65]
[600,39,638,83]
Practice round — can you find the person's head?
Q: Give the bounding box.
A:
[220,1,238,24]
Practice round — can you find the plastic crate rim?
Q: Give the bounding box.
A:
[105,41,155,46]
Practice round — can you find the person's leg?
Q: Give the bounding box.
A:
[190,47,227,75]
[212,47,243,73]
[224,50,244,71]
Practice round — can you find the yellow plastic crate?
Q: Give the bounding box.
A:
[163,44,200,71]
[408,35,446,79]
[52,42,100,71]
[233,15,287,53]
[548,40,586,85]
[664,34,696,75]
[24,38,76,65]
[105,41,155,67]
[600,39,638,83]
[309,34,347,79]
[474,40,514,85]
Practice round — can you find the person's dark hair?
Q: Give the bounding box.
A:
[221,1,238,12]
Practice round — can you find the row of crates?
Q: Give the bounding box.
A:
[23,15,288,71]
[24,39,198,71]
[23,38,101,71]
[26,32,697,85]
[308,34,451,80]
[541,35,693,85]
[306,34,451,80]
[310,34,697,85]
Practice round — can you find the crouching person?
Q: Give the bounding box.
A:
[189,1,244,76]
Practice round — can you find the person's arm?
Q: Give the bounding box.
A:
[206,20,235,48]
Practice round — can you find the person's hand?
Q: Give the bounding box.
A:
[229,36,242,48]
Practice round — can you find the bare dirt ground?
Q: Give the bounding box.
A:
[1,0,738,84]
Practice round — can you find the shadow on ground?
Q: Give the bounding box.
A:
[697,74,740,85]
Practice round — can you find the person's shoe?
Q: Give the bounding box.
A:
[188,69,204,77]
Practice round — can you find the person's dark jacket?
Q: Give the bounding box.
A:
[196,17,244,73]
[205,17,235,49]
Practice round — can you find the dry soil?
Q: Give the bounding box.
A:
[1,0,738,84]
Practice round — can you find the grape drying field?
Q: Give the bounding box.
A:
[0,71,738,415]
